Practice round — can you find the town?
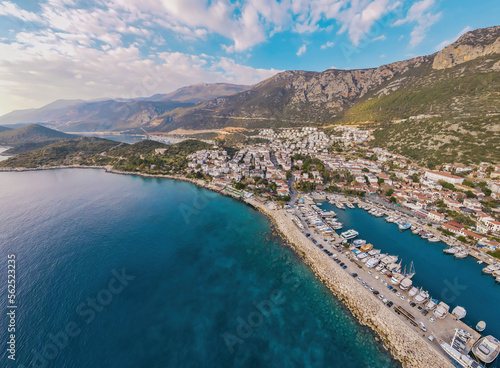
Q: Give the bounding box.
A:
[181,126,500,261]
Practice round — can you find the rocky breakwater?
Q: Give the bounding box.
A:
[248,199,453,368]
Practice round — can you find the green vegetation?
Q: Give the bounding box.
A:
[0,124,77,145]
[0,137,119,168]
[487,250,500,260]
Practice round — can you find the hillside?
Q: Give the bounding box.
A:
[0,137,121,168]
[0,124,77,145]
[0,126,11,133]
[0,83,251,131]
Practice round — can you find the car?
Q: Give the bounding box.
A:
[382,298,388,304]
[368,270,374,274]
[350,272,358,277]
[384,282,388,286]
[375,275,380,280]
[417,306,423,311]
[380,279,385,284]
[388,285,393,290]
[357,277,362,281]
[410,302,416,307]
[419,322,427,332]
[378,295,385,300]
[342,265,347,269]
[373,290,380,295]
[387,301,393,307]
[401,296,406,300]
[362,281,367,285]
[369,287,374,292]
[422,310,429,316]
[305,233,310,238]
[429,317,436,323]
[396,292,401,297]
[364,284,369,289]
[392,289,397,293]
[340,262,345,267]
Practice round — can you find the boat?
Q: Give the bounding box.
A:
[380,255,398,266]
[452,306,467,320]
[357,252,369,260]
[397,221,411,231]
[433,301,450,318]
[399,277,413,291]
[385,216,395,223]
[353,239,366,247]
[455,250,469,259]
[366,257,380,268]
[496,276,500,283]
[408,286,419,297]
[444,247,459,255]
[375,264,384,272]
[412,227,421,234]
[476,321,486,332]
[346,202,355,209]
[335,202,345,210]
[472,335,500,364]
[477,260,483,265]
[482,264,500,274]
[391,272,405,285]
[360,243,373,252]
[440,330,485,368]
[414,289,429,304]
[420,232,429,239]
[428,235,440,243]
[341,229,359,240]
[425,298,437,310]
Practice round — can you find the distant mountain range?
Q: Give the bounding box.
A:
[0,83,250,132]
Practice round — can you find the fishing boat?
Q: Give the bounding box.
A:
[452,306,467,320]
[444,247,459,255]
[472,335,500,364]
[341,229,359,240]
[399,277,413,291]
[434,301,450,318]
[414,289,429,304]
[391,272,405,285]
[408,286,419,297]
[360,243,373,252]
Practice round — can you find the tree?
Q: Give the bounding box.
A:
[286,170,292,180]
[457,236,467,243]
[378,178,385,185]
[465,190,476,198]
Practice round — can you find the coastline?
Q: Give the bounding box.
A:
[0,165,454,368]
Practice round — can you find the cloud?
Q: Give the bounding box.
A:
[296,44,307,56]
[372,35,386,42]
[0,1,40,21]
[435,26,472,50]
[393,0,441,48]
[320,41,335,49]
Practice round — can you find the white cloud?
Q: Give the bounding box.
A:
[372,35,387,42]
[320,41,335,49]
[296,44,307,56]
[435,26,472,50]
[393,0,441,48]
[0,1,40,21]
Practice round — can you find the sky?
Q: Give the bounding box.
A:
[0,0,499,116]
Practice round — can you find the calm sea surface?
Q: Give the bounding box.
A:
[0,169,399,368]
[326,203,500,351]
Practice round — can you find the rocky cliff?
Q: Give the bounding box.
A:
[433,26,500,69]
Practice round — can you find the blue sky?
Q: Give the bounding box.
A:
[0,0,499,115]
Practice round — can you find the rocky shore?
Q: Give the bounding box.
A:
[0,165,453,367]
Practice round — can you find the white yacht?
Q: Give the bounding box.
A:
[444,247,459,255]
[366,257,380,268]
[353,239,366,247]
[428,235,440,243]
[455,250,469,259]
[346,202,355,209]
[472,335,500,364]
[452,306,467,320]
[425,298,437,310]
[439,330,484,368]
[408,286,419,297]
[335,202,345,210]
[482,264,500,274]
[357,252,369,261]
[433,301,450,319]
[414,289,429,304]
[341,229,359,240]
[399,277,413,291]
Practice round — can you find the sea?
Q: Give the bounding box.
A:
[0,147,10,161]
[0,169,400,368]
[324,202,500,362]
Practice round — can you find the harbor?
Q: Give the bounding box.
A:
[304,196,500,367]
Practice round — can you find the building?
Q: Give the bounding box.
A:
[424,170,464,185]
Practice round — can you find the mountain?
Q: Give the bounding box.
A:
[0,83,250,131]
[143,83,250,103]
[0,126,11,133]
[0,124,77,145]
[147,26,499,132]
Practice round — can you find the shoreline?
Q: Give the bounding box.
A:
[0,165,454,367]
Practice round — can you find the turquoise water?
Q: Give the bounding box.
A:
[328,204,500,343]
[0,169,399,368]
